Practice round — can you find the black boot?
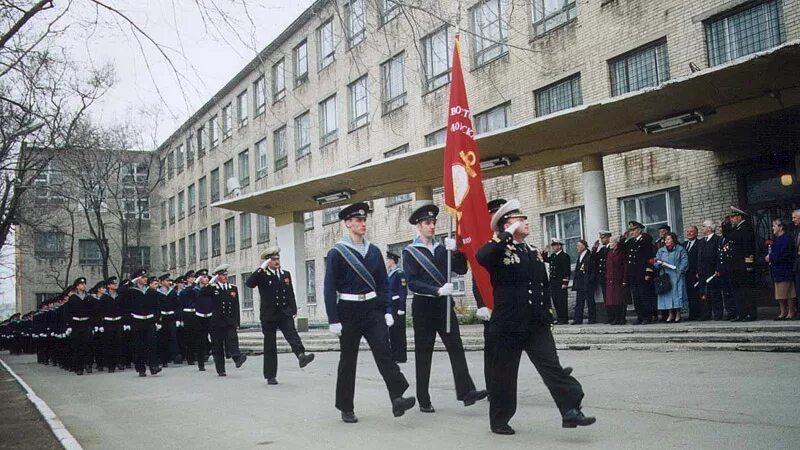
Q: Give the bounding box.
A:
[562,408,596,428]
[491,424,515,435]
[298,353,315,368]
[463,389,489,406]
[392,396,416,417]
[341,411,358,423]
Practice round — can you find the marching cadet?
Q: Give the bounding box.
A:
[100,277,125,372]
[193,269,213,372]
[156,274,183,366]
[625,221,656,325]
[178,271,199,366]
[201,264,247,376]
[65,277,94,375]
[246,246,315,385]
[402,204,487,413]
[721,207,757,321]
[324,202,415,423]
[547,239,571,324]
[385,250,408,363]
[477,199,595,435]
[126,270,162,377]
[118,279,134,368]
[89,281,108,371]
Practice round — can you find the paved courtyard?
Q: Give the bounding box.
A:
[2,350,799,450]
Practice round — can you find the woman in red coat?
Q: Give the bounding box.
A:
[604,236,627,325]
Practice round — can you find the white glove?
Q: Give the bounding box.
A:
[260,260,270,270]
[329,323,342,337]
[155,323,162,331]
[397,310,405,316]
[476,307,491,321]
[437,282,454,296]
[98,326,104,333]
[385,313,394,327]
[93,326,99,333]
[66,328,72,336]
[176,321,183,328]
[505,220,522,235]
[123,325,131,331]
[209,275,219,285]
[444,237,457,251]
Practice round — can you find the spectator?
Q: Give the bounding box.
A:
[604,236,627,325]
[655,232,688,322]
[696,220,724,320]
[682,226,701,320]
[655,225,671,249]
[792,210,800,319]
[766,219,795,320]
[572,240,594,325]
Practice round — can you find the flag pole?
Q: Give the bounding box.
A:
[446,215,453,334]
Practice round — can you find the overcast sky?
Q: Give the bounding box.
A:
[1,0,315,310]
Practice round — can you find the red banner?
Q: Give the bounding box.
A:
[442,34,494,309]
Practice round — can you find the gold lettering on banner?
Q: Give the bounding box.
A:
[459,150,477,177]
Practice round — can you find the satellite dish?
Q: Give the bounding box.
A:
[226,177,241,196]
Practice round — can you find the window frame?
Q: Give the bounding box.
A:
[619,188,683,237]
[254,76,267,116]
[381,52,407,115]
[470,0,508,67]
[531,0,577,37]
[272,58,286,103]
[237,90,249,128]
[295,111,311,159]
[211,223,221,257]
[609,39,670,97]
[240,212,252,249]
[542,207,585,268]
[293,39,309,87]
[345,0,366,49]
[238,149,250,187]
[317,18,335,70]
[255,138,268,179]
[534,73,582,117]
[273,126,288,170]
[257,215,270,244]
[348,75,369,130]
[225,217,236,254]
[421,26,451,93]
[474,102,510,135]
[319,94,338,145]
[704,0,785,67]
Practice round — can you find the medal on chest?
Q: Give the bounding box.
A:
[503,246,521,266]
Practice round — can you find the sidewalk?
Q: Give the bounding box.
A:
[0,362,61,450]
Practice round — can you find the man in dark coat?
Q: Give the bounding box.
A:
[625,221,656,324]
[721,207,757,321]
[155,274,182,366]
[201,264,247,376]
[384,251,408,363]
[65,277,93,375]
[681,226,701,320]
[477,199,595,435]
[246,246,314,384]
[572,240,594,324]
[589,231,611,320]
[126,271,162,377]
[547,239,571,324]
[696,220,724,320]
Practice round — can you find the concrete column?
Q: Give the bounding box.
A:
[415,186,433,207]
[275,212,308,326]
[581,154,610,239]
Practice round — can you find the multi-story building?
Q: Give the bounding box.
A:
[149,0,799,325]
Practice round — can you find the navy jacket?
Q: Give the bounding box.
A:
[402,239,467,297]
[769,233,795,282]
[65,293,93,327]
[386,268,408,313]
[324,242,390,324]
[179,286,198,310]
[194,285,214,315]
[246,268,298,322]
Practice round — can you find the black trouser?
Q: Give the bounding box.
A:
[92,328,103,368]
[489,326,584,429]
[572,289,596,323]
[389,305,407,363]
[335,300,409,413]
[732,271,756,319]
[180,314,194,363]
[686,279,702,320]
[412,295,476,406]
[132,320,159,374]
[550,284,569,323]
[483,321,494,393]
[70,324,93,372]
[102,321,123,370]
[629,281,655,322]
[700,284,725,320]
[158,317,181,364]
[210,324,242,374]
[262,316,306,379]
[193,316,210,369]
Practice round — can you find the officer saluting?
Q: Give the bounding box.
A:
[385,251,408,363]
[246,246,315,385]
[324,202,415,423]
[402,203,487,413]
[477,200,595,435]
[201,264,247,376]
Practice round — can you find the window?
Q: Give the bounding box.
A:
[535,74,582,117]
[168,196,176,225]
[209,115,219,148]
[210,168,220,202]
[124,246,150,268]
[345,0,366,48]
[474,102,510,134]
[186,134,194,167]
[178,238,186,267]
[199,228,209,260]
[273,127,287,170]
[178,190,185,220]
[293,40,308,86]
[272,59,285,102]
[348,76,369,130]
[306,260,317,304]
[198,176,208,209]
[197,126,206,158]
[223,159,234,196]
[319,95,337,145]
[241,272,254,309]
[222,104,233,139]
[620,188,683,237]
[610,40,670,96]
[422,27,451,92]
[240,213,251,249]
[257,215,270,243]
[255,138,268,179]
[211,224,221,257]
[543,208,584,265]
[254,76,266,116]
[317,18,335,69]
[295,112,311,158]
[34,232,65,258]
[238,149,250,187]
[225,217,236,253]
[237,91,248,127]
[706,0,784,67]
[380,0,401,25]
[167,151,175,179]
[161,244,168,269]
[384,145,412,205]
[176,144,184,174]
[35,293,61,305]
[188,234,196,265]
[31,160,64,204]
[532,0,577,36]
[381,53,406,114]
[79,239,103,266]
[304,211,314,230]
[471,0,507,66]
[323,207,343,225]
[425,128,446,146]
[188,183,196,215]
[169,242,176,269]
[161,201,167,228]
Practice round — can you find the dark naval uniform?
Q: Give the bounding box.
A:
[590,242,609,316]
[246,265,309,380]
[194,280,214,371]
[201,274,245,375]
[625,231,656,324]
[99,289,125,371]
[126,279,161,376]
[721,216,757,320]
[156,285,182,365]
[572,250,594,324]
[65,290,94,374]
[386,263,408,363]
[179,283,199,365]
[547,250,571,324]
[697,233,724,320]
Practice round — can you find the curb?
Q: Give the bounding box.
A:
[0,357,83,450]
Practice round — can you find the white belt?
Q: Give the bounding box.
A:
[183,308,196,312]
[338,292,377,301]
[391,295,400,300]
[161,311,175,316]
[195,312,213,318]
[132,314,154,320]
[103,316,122,321]
[72,317,90,321]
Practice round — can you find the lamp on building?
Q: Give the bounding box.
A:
[314,190,353,205]
[641,111,705,134]
[780,172,793,187]
[480,156,515,171]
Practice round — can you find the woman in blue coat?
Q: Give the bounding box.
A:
[766,218,796,320]
[655,232,688,322]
